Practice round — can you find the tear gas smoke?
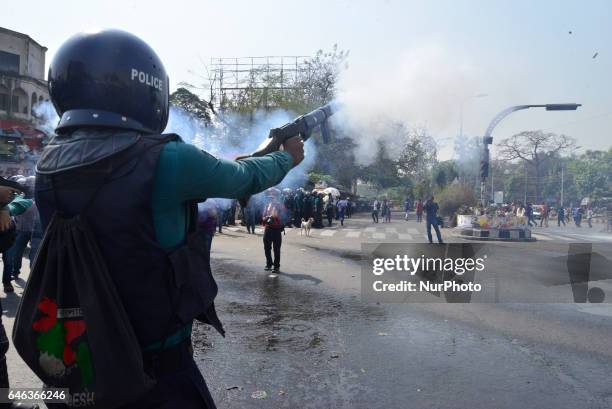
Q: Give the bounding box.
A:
[32,101,60,135]
[165,106,317,206]
[333,45,478,164]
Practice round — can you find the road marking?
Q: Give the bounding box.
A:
[346,231,361,238]
[407,228,419,234]
[532,233,553,241]
[320,230,337,237]
[549,235,573,241]
[365,227,376,232]
[385,227,397,233]
[397,233,413,240]
[372,233,386,240]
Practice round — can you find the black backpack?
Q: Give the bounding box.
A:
[13,188,153,408]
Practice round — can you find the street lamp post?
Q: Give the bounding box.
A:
[480,103,581,206]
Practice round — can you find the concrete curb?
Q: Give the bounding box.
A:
[456,227,536,242]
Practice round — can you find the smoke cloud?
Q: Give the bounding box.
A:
[32,101,60,135]
[333,44,478,164]
[165,106,317,191]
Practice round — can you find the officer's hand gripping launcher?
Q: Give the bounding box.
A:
[249,102,336,157]
[237,102,337,207]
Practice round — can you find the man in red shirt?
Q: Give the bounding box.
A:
[262,189,285,272]
[539,202,549,227]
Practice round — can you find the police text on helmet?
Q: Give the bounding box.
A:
[131,69,163,91]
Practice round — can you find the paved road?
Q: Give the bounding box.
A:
[2,213,612,408]
[198,214,612,408]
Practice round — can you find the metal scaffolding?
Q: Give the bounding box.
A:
[209,56,310,107]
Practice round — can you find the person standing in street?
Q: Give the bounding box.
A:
[557,205,566,227]
[586,206,593,228]
[381,199,389,223]
[573,207,583,227]
[325,193,334,227]
[525,203,537,227]
[539,202,549,227]
[424,196,444,244]
[33,29,304,409]
[404,198,411,221]
[244,198,257,234]
[262,190,285,272]
[385,199,392,223]
[336,197,349,226]
[346,198,352,219]
[372,198,380,223]
[415,199,424,223]
[314,193,324,228]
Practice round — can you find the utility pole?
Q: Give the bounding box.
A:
[490,159,494,202]
[524,163,527,204]
[560,167,564,207]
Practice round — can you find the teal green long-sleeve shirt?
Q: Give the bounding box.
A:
[6,196,33,216]
[152,141,293,248]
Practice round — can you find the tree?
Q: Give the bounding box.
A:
[498,131,577,202]
[358,141,403,188]
[396,126,437,180]
[433,161,458,190]
[169,87,213,124]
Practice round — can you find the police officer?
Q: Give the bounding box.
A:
[36,30,303,408]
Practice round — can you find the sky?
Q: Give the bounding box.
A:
[4,0,612,159]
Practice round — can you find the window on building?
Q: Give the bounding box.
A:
[31,93,38,117]
[11,96,19,113]
[0,93,8,111]
[0,51,20,74]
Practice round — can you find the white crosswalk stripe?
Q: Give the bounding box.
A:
[320,230,337,237]
[346,231,361,238]
[372,233,386,240]
[385,227,397,233]
[397,233,413,240]
[407,228,419,234]
[365,227,376,232]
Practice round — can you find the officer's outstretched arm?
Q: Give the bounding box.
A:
[166,142,294,201]
[5,195,33,216]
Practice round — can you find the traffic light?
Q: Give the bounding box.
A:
[480,160,489,179]
[480,148,490,179]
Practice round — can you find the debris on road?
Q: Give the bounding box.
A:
[251,390,268,399]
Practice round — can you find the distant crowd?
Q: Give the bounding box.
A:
[196,187,357,239]
[471,201,600,229]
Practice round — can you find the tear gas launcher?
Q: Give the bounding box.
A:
[246,102,337,158]
[237,102,337,206]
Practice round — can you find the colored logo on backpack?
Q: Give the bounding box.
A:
[32,297,94,387]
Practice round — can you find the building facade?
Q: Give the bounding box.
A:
[0,26,49,121]
[0,27,49,175]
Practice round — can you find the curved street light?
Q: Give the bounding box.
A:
[480,103,581,206]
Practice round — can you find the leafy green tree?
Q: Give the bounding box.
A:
[498,130,577,202]
[169,87,213,124]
